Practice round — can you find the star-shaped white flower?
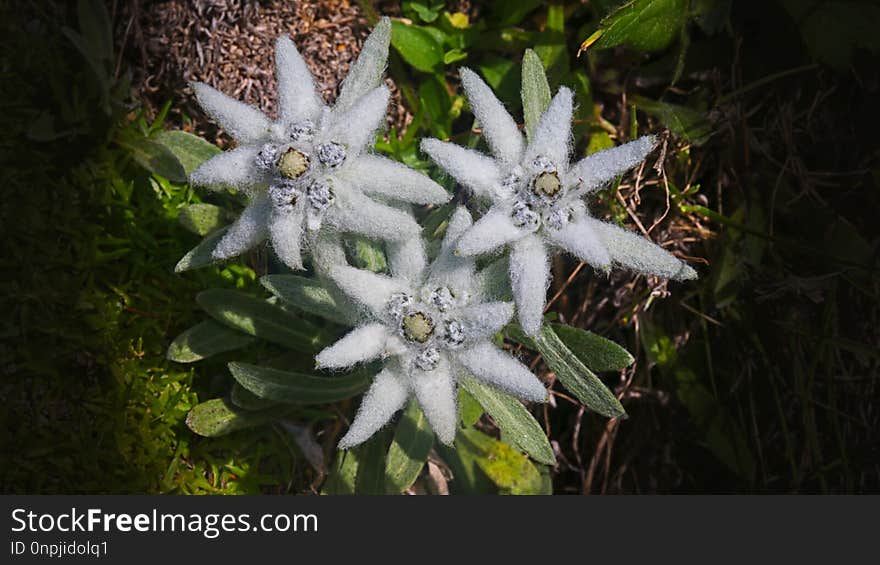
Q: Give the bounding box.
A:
[189,18,450,270]
[315,207,547,448]
[421,68,697,335]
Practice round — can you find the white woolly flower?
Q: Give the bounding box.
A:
[316,207,547,448]
[188,18,450,270]
[421,68,697,335]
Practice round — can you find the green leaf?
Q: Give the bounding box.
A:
[478,57,521,109]
[458,387,484,427]
[592,0,687,52]
[185,398,291,437]
[354,429,393,495]
[534,3,568,83]
[155,130,221,176]
[174,226,228,273]
[197,289,327,353]
[521,49,551,140]
[178,203,226,236]
[391,21,444,72]
[409,2,441,23]
[419,76,453,138]
[442,48,467,65]
[124,138,187,183]
[436,442,497,494]
[552,323,634,372]
[323,450,359,495]
[508,323,627,418]
[457,428,545,495]
[230,382,278,411]
[228,362,370,404]
[631,95,712,145]
[491,0,543,26]
[167,320,256,363]
[384,400,434,493]
[260,274,351,326]
[347,235,387,273]
[460,375,555,465]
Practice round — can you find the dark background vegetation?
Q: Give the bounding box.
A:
[1,0,877,493]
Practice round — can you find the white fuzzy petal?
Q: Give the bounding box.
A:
[334,17,391,113]
[547,216,611,270]
[329,264,409,316]
[192,82,271,144]
[441,206,474,252]
[268,207,305,270]
[190,146,267,193]
[586,218,698,280]
[387,237,427,285]
[427,209,477,293]
[419,138,501,198]
[411,357,458,445]
[323,86,389,155]
[524,87,573,167]
[338,367,409,449]
[460,68,525,164]
[275,36,324,124]
[566,136,656,193]
[329,190,420,242]
[316,323,395,369]
[454,342,547,402]
[455,208,526,256]
[457,302,514,341]
[509,234,549,336]
[211,195,270,260]
[343,155,450,204]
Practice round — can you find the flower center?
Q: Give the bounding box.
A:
[278,148,310,179]
[413,347,440,371]
[316,142,346,168]
[268,179,300,211]
[532,171,562,198]
[402,311,435,343]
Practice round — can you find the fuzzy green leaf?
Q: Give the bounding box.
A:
[228,362,370,404]
[460,375,555,465]
[323,450,359,495]
[391,21,443,72]
[178,203,226,236]
[155,130,221,176]
[197,289,327,353]
[508,323,626,418]
[185,398,291,438]
[384,400,434,494]
[174,226,229,272]
[521,48,552,140]
[354,429,392,495]
[125,138,187,183]
[230,382,278,411]
[458,387,484,427]
[260,274,350,326]
[552,323,635,372]
[537,325,626,418]
[167,320,255,363]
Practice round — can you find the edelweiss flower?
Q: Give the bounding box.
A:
[315,207,547,448]
[421,68,697,335]
[189,18,449,270]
